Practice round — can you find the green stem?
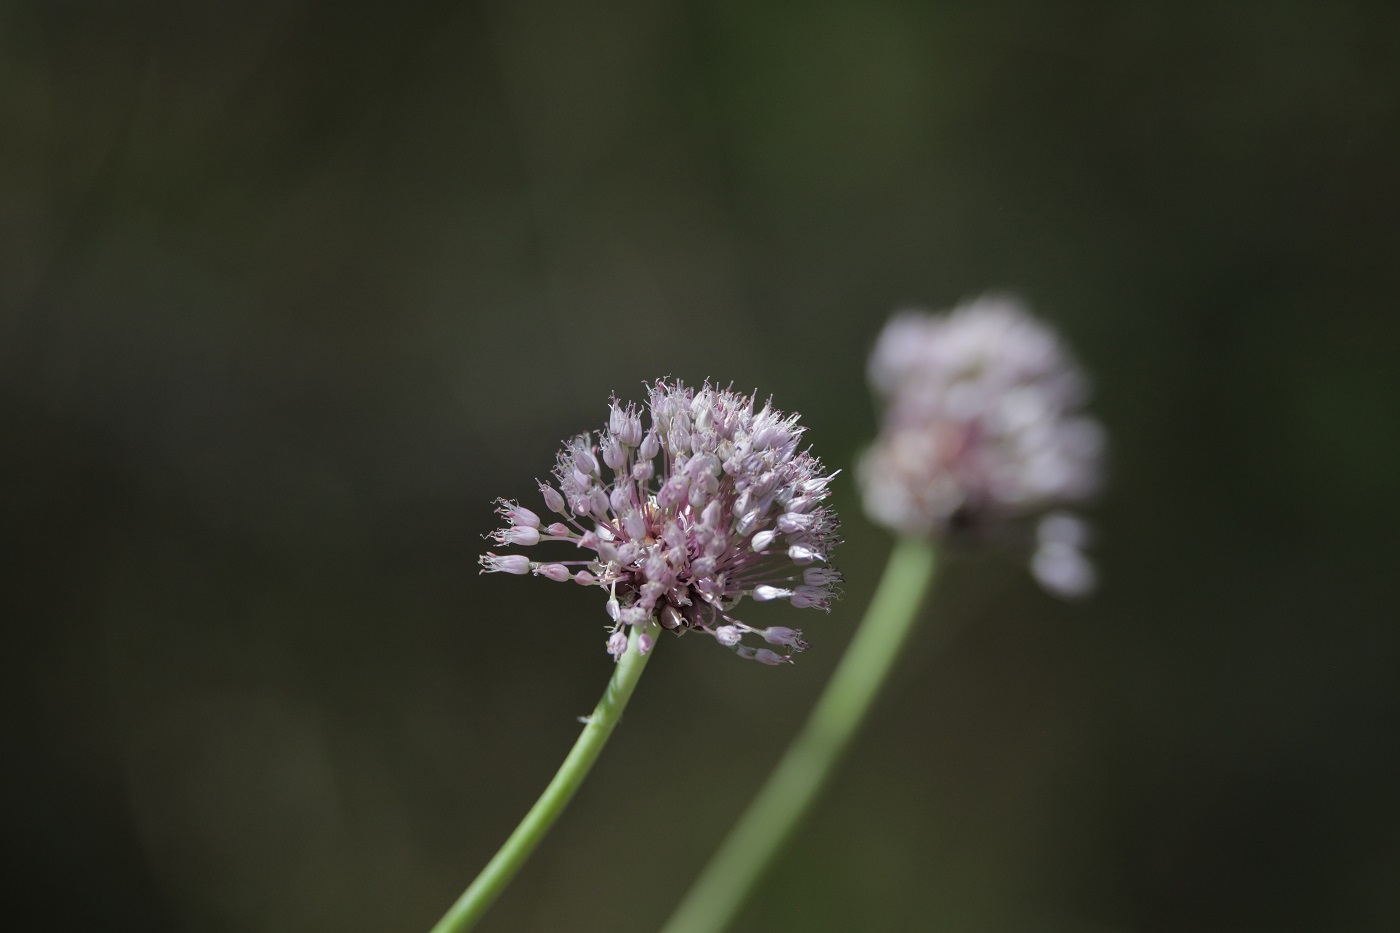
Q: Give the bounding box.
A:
[430,621,661,933]
[660,538,938,933]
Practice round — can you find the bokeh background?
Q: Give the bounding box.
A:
[5,2,1399,931]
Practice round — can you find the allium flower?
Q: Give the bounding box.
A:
[481,380,841,662]
[859,295,1105,597]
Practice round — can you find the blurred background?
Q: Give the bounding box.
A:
[4,2,1399,931]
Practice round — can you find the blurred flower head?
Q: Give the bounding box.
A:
[859,295,1105,597]
[481,380,841,662]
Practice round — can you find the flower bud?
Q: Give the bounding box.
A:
[656,475,688,510]
[777,512,814,534]
[750,529,778,552]
[659,604,684,631]
[714,625,742,647]
[607,630,628,661]
[1031,541,1096,598]
[539,483,567,514]
[619,413,643,448]
[572,441,599,476]
[688,483,708,510]
[601,435,625,471]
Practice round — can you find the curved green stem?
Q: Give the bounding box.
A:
[660,538,939,933]
[430,621,661,933]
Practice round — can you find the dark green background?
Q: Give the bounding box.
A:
[5,2,1398,931]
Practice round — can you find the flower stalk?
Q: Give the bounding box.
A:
[660,539,938,933]
[430,620,661,933]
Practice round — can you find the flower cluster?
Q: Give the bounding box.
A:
[481,381,841,663]
[859,295,1105,597]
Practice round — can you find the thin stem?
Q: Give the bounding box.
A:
[430,621,661,933]
[660,538,939,933]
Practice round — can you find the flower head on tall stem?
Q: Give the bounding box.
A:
[481,380,841,661]
[859,295,1105,597]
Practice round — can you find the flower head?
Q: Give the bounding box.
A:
[859,295,1105,597]
[481,380,841,661]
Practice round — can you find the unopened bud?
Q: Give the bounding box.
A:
[619,413,643,448]
[659,604,684,631]
[602,437,625,472]
[1031,542,1096,599]
[656,475,688,510]
[607,630,628,660]
[777,512,813,534]
[535,563,571,582]
[688,483,708,510]
[572,443,599,476]
[540,483,567,514]
[750,529,778,551]
[714,624,742,647]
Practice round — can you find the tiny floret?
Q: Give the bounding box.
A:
[860,295,1105,597]
[479,553,531,575]
[480,380,842,661]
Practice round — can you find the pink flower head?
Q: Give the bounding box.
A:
[860,296,1105,597]
[480,380,841,661]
